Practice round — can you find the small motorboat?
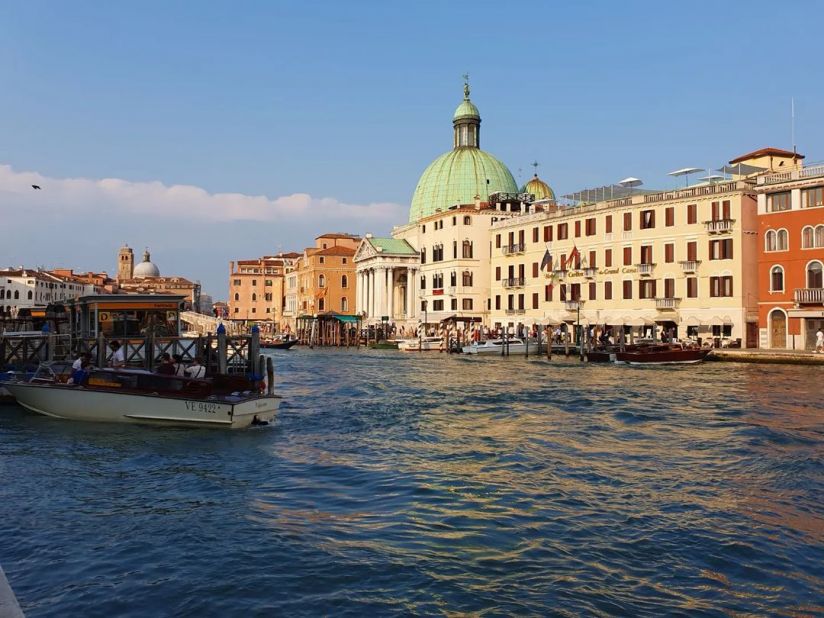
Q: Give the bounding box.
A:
[397,336,443,352]
[4,362,280,429]
[462,338,533,355]
[615,343,711,365]
[260,336,298,350]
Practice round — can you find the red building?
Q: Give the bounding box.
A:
[755,149,824,350]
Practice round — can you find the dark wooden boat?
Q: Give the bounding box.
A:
[260,338,298,350]
[615,344,710,365]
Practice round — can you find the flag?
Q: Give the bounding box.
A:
[540,249,552,271]
[566,245,580,269]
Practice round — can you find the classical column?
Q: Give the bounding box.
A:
[368,268,375,319]
[387,267,395,321]
[355,270,362,315]
[407,267,417,319]
[377,266,387,319]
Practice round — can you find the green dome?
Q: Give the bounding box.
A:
[453,99,480,120]
[409,148,517,222]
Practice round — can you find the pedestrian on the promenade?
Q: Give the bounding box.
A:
[816,327,824,353]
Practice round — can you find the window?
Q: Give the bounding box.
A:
[432,245,444,261]
[462,241,473,258]
[318,275,326,287]
[686,241,697,262]
[575,220,581,237]
[570,284,581,301]
[342,258,347,265]
[544,225,552,242]
[802,187,824,209]
[462,271,473,286]
[808,261,823,288]
[433,273,443,289]
[234,292,239,301]
[776,229,788,251]
[710,276,733,297]
[453,241,457,259]
[588,250,597,268]
[640,210,655,229]
[450,271,457,287]
[252,308,257,313]
[605,215,613,234]
[341,275,348,288]
[665,207,675,227]
[496,234,501,248]
[532,293,539,309]
[532,262,539,278]
[623,247,632,265]
[558,223,568,240]
[709,238,733,260]
[639,280,656,299]
[664,243,674,263]
[420,275,426,290]
[451,298,458,311]
[319,257,325,264]
[533,227,539,243]
[623,212,632,231]
[318,298,325,311]
[462,298,473,310]
[640,245,653,264]
[767,192,791,212]
[464,215,472,224]
[622,280,633,299]
[802,227,814,249]
[687,204,697,224]
[687,277,698,298]
[508,294,515,310]
[584,218,596,236]
[604,281,612,300]
[495,295,501,310]
[605,249,612,267]
[560,285,567,302]
[806,225,824,249]
[770,266,784,292]
[233,279,241,286]
[588,282,596,300]
[252,279,257,286]
[265,279,273,286]
[452,216,457,226]
[519,229,525,247]
[664,278,675,298]
[495,266,501,281]
[433,300,444,311]
[252,293,257,301]
[544,284,553,302]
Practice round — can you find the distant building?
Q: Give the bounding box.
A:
[754,149,824,349]
[227,252,299,327]
[0,268,102,318]
[115,245,202,312]
[294,234,360,324]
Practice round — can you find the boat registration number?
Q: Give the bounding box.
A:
[185,401,219,414]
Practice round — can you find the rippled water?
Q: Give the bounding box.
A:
[1,350,823,616]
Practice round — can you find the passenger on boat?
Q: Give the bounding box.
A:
[186,357,206,379]
[68,359,91,386]
[72,352,92,371]
[172,354,186,377]
[109,341,126,368]
[155,353,176,375]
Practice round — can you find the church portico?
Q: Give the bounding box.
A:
[354,236,420,329]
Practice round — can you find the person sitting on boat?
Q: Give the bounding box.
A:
[155,353,176,375]
[72,352,92,371]
[172,353,187,377]
[186,357,206,379]
[68,359,91,386]
[109,341,126,368]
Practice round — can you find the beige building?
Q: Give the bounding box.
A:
[228,253,299,327]
[490,174,760,346]
[294,233,360,319]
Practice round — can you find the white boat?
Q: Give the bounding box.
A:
[4,362,279,429]
[461,338,533,355]
[397,336,443,352]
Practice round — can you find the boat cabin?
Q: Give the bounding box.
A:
[67,294,186,338]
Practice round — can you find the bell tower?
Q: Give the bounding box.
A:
[117,245,134,281]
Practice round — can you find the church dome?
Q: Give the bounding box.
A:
[133,250,160,278]
[409,81,517,222]
[522,174,556,202]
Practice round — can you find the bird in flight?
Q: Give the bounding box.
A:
[31,184,42,190]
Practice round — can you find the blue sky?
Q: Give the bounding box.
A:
[1,1,823,296]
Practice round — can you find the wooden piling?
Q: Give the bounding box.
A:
[96,331,106,368]
[266,356,274,395]
[217,326,228,374]
[249,325,260,374]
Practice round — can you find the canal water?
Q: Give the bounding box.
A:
[0,350,822,616]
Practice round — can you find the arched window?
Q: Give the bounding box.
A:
[318,275,325,288]
[462,240,473,258]
[341,275,348,289]
[14,290,19,299]
[234,293,239,301]
[770,265,784,292]
[777,229,788,251]
[462,270,473,286]
[802,226,815,249]
[252,293,257,301]
[764,230,776,252]
[341,297,348,312]
[817,225,824,248]
[450,271,457,287]
[808,261,823,288]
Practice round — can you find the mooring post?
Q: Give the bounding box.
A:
[564,331,570,357]
[258,354,266,389]
[145,332,155,371]
[249,324,260,374]
[217,323,227,374]
[97,331,106,368]
[266,356,274,395]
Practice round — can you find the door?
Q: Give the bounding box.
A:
[769,310,786,349]
[746,321,759,349]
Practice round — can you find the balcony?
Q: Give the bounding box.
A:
[502,243,525,255]
[795,288,824,304]
[704,218,735,234]
[635,263,655,276]
[655,297,681,310]
[503,277,525,288]
[584,267,597,278]
[564,300,583,311]
[759,163,824,185]
[505,308,526,315]
[679,260,701,273]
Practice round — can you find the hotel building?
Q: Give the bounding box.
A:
[228,253,299,326]
[294,233,360,320]
[754,151,824,349]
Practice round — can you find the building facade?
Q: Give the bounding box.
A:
[755,153,824,349]
[353,235,418,327]
[295,233,360,319]
[227,253,298,326]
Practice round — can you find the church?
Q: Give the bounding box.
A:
[115,245,203,312]
[354,79,554,331]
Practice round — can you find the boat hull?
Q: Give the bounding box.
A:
[261,339,298,350]
[4,383,279,429]
[615,349,710,365]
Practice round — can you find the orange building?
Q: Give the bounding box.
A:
[295,233,360,317]
[228,253,299,327]
[755,149,824,349]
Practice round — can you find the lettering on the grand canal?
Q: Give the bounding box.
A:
[185,401,218,414]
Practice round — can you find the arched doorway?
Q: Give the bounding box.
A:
[769,309,786,349]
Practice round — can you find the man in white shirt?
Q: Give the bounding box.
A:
[816,328,824,353]
[186,357,206,379]
[109,340,126,368]
[72,352,92,370]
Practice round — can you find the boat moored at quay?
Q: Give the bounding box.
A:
[5,362,279,429]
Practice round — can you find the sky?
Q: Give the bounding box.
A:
[2,0,823,297]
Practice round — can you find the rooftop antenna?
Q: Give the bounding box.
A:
[531,160,539,177]
[791,97,796,157]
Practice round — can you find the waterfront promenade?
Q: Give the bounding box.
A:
[0,348,821,616]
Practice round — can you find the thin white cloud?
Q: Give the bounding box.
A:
[0,164,406,224]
